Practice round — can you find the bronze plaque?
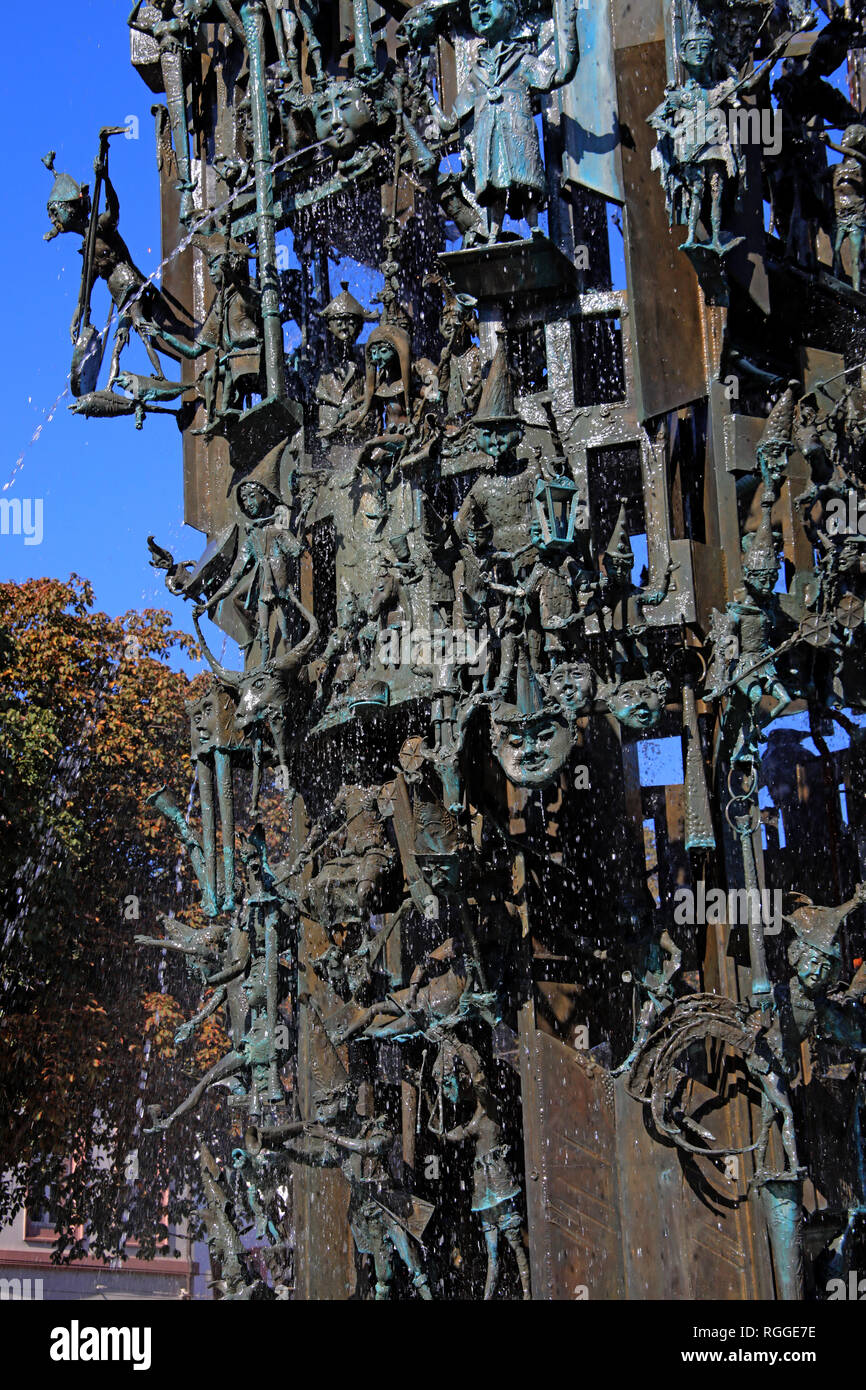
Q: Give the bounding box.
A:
[615,41,707,419]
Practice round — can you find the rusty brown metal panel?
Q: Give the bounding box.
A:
[690,541,728,629]
[615,1075,756,1299]
[615,42,707,419]
[293,921,357,1300]
[611,0,665,50]
[520,1008,771,1299]
[519,1008,625,1299]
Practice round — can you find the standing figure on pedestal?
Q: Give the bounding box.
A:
[598,501,676,681]
[650,16,797,263]
[822,126,866,294]
[432,1039,531,1300]
[438,0,580,242]
[455,336,539,690]
[706,487,794,764]
[650,19,744,257]
[160,231,264,434]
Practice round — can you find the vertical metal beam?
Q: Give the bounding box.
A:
[241,1,287,402]
[353,0,375,74]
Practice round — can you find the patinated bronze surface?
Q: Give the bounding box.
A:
[47,0,866,1300]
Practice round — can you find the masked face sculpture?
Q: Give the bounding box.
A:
[313,83,375,156]
[604,674,668,731]
[188,684,238,756]
[548,663,595,719]
[490,703,575,787]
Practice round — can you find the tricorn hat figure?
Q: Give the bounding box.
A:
[474,333,521,428]
[604,500,635,568]
[319,279,377,323]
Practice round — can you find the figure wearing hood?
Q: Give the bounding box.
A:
[201,478,305,663]
[345,320,414,435]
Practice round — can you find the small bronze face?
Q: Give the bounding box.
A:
[238,482,269,518]
[327,313,363,346]
[235,668,286,730]
[549,663,594,717]
[369,340,398,373]
[469,0,517,43]
[475,425,522,460]
[48,197,88,238]
[745,565,778,596]
[314,85,373,154]
[193,695,219,749]
[607,680,664,731]
[188,685,236,754]
[794,944,836,996]
[415,853,461,896]
[682,36,713,78]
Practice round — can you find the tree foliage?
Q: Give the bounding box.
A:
[0,576,229,1260]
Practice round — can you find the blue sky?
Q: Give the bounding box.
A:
[0,2,845,663]
[1,1,199,661]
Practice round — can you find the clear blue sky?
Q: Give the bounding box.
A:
[0,2,842,655]
[1,1,200,660]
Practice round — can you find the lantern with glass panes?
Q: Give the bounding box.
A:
[531,475,584,554]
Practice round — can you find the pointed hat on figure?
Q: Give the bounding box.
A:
[783,886,866,960]
[474,332,521,428]
[319,280,377,324]
[42,151,87,209]
[758,380,798,460]
[604,499,635,567]
[782,896,844,960]
[742,495,779,575]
